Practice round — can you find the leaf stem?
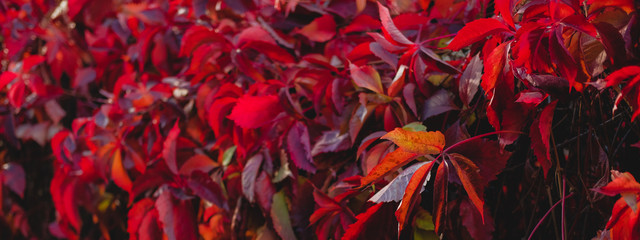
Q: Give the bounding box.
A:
[528,192,574,240]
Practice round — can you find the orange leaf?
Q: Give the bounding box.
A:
[381,128,445,155]
[112,148,132,192]
[395,161,435,232]
[449,153,485,222]
[359,148,419,187]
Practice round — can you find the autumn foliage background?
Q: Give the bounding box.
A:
[1,0,640,239]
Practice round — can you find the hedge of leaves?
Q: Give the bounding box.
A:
[0,0,639,239]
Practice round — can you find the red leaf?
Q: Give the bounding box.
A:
[128,199,162,240]
[449,153,485,221]
[433,163,448,234]
[180,26,226,57]
[297,14,337,42]
[549,29,578,89]
[236,26,277,47]
[0,71,17,89]
[208,97,237,137]
[187,171,228,210]
[494,0,516,28]
[459,197,495,240]
[395,160,435,232]
[155,189,198,240]
[561,15,598,38]
[179,154,218,176]
[444,19,511,51]
[255,172,276,212]
[241,41,296,64]
[377,2,413,46]
[8,81,27,108]
[286,121,316,173]
[595,171,640,197]
[162,121,180,174]
[349,63,384,94]
[481,41,509,95]
[603,65,640,88]
[227,95,284,129]
[22,55,46,72]
[342,203,383,240]
[341,14,381,34]
[530,101,557,178]
[2,162,25,198]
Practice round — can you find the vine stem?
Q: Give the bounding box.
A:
[562,176,566,240]
[528,192,575,240]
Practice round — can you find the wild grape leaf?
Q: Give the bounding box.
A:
[459,54,483,106]
[111,148,132,192]
[155,189,198,240]
[448,153,485,221]
[180,26,227,57]
[227,95,284,129]
[433,163,448,234]
[162,121,180,174]
[369,161,431,203]
[179,154,218,176]
[0,71,17,89]
[311,130,351,156]
[187,171,228,210]
[594,171,640,239]
[603,66,640,88]
[128,199,162,240]
[349,63,384,94]
[395,161,435,232]
[286,121,316,173]
[241,154,263,203]
[22,55,46,72]
[595,170,640,212]
[444,19,512,51]
[422,89,459,119]
[494,0,516,28]
[342,203,383,240]
[549,29,578,88]
[271,190,297,240]
[481,41,509,95]
[1,162,25,198]
[377,2,413,45]
[360,148,418,187]
[381,128,445,155]
[297,14,336,42]
[255,172,276,213]
[459,197,495,240]
[342,202,398,240]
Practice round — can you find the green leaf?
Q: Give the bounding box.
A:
[402,122,427,132]
[271,190,297,240]
[222,146,237,166]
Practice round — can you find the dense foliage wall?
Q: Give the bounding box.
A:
[0,0,639,239]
